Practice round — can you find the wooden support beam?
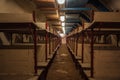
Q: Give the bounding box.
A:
[45,21,48,61]
[33,25,37,75]
[36,0,55,3]
[37,8,58,11]
[49,27,51,55]
[81,23,84,63]
[76,28,79,56]
[90,28,94,78]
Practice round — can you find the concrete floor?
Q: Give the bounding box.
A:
[46,44,82,80]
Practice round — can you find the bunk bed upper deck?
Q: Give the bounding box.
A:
[87,12,120,29]
[0,13,37,29]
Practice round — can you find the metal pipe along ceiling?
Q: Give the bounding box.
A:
[66,0,89,8]
[64,0,89,34]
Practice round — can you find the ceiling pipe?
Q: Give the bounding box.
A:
[88,0,110,11]
[79,12,91,22]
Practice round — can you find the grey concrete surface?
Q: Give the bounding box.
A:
[46,44,82,80]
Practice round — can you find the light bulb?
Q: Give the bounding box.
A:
[57,0,65,4]
[62,26,65,34]
[62,22,65,26]
[60,16,65,21]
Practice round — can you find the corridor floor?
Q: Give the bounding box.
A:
[46,44,82,80]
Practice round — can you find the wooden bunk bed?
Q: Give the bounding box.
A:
[78,12,120,80]
[0,13,46,80]
[0,12,61,80]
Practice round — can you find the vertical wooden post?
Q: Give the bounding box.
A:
[81,23,84,63]
[33,11,36,22]
[45,21,48,61]
[32,11,37,74]
[52,37,54,52]
[73,30,76,55]
[33,27,37,74]
[73,30,75,53]
[91,10,94,22]
[90,28,94,77]
[11,33,12,45]
[76,28,79,56]
[117,35,119,47]
[49,26,51,55]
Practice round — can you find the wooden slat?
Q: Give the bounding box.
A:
[37,8,58,11]
[94,12,120,22]
[0,23,36,29]
[0,13,33,23]
[36,0,55,3]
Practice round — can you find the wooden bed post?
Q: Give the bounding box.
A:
[91,28,94,78]
[32,11,38,74]
[117,35,119,47]
[11,33,13,45]
[45,21,48,61]
[91,10,94,22]
[76,28,79,56]
[81,23,84,63]
[33,27,37,75]
[33,11,36,22]
[53,29,55,52]
[73,35,75,53]
[49,27,51,55]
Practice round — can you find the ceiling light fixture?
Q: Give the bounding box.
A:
[57,0,65,4]
[60,16,65,21]
[62,26,65,34]
[59,33,65,37]
[62,22,65,26]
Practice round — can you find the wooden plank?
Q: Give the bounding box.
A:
[0,13,33,23]
[94,12,120,22]
[27,76,39,80]
[79,62,91,70]
[36,0,55,3]
[37,60,50,68]
[37,8,58,11]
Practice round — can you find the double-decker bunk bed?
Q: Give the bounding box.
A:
[79,12,120,80]
[0,13,60,80]
[67,12,120,80]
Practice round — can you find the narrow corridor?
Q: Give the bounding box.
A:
[46,44,82,80]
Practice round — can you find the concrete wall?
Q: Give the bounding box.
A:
[83,44,90,63]
[94,48,120,80]
[37,44,50,62]
[111,35,117,46]
[0,49,34,75]
[78,44,82,57]
[77,43,91,63]
[37,45,45,62]
[0,43,51,75]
